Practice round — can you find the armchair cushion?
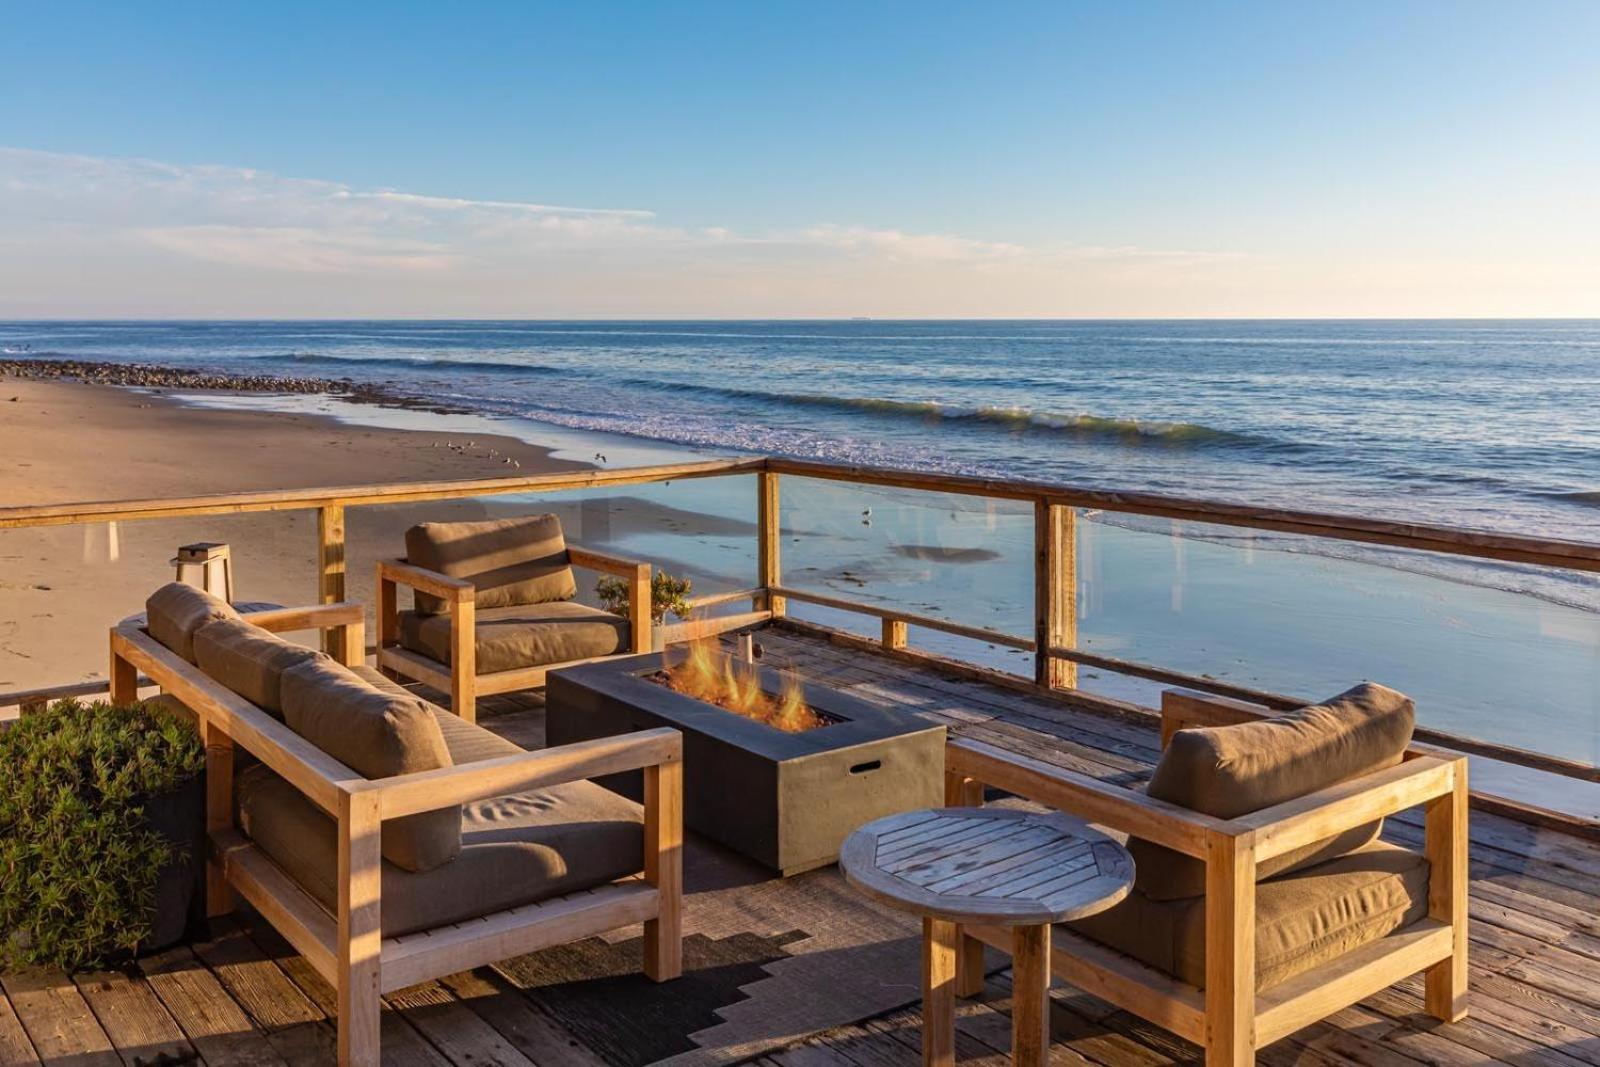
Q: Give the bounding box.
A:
[233,705,645,938]
[398,601,629,673]
[280,658,460,872]
[145,582,240,662]
[193,617,328,718]
[1132,682,1414,900]
[405,514,576,614]
[1068,840,1430,990]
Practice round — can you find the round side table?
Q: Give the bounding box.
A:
[840,807,1134,1066]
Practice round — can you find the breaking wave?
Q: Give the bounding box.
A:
[619,381,1291,451]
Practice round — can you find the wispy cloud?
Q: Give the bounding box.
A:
[0,146,1260,316]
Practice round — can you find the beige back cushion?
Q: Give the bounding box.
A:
[1130,683,1414,901]
[405,514,576,614]
[193,617,328,719]
[280,658,461,872]
[146,582,241,662]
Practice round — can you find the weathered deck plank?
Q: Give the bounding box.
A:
[0,969,120,1067]
[70,967,195,1066]
[0,995,39,1067]
[3,627,1598,1066]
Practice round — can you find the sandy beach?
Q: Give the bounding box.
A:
[0,377,594,691]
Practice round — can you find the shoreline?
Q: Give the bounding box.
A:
[0,374,588,508]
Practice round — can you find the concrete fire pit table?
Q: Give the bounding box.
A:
[840,808,1134,1066]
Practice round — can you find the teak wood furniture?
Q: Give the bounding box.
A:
[377,540,653,723]
[109,599,683,1067]
[841,808,1134,1067]
[942,688,1470,1067]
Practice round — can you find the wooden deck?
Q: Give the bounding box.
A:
[4,624,1599,1066]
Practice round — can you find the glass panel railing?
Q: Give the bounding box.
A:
[344,473,760,628]
[1074,512,1600,769]
[0,510,314,694]
[779,475,1035,675]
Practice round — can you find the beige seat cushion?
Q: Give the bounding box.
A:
[1069,840,1430,990]
[1132,683,1414,900]
[405,514,576,614]
[193,617,328,718]
[398,601,628,674]
[234,706,645,938]
[280,658,459,872]
[145,582,241,662]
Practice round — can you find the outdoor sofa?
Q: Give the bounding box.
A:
[942,683,1468,1065]
[376,514,652,723]
[110,582,683,1067]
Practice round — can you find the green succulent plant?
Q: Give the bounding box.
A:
[0,699,204,970]
[596,571,693,624]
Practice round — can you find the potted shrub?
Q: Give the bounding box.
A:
[0,699,205,970]
[597,571,693,650]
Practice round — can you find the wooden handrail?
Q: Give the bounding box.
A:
[0,458,766,529]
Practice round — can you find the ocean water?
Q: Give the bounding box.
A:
[6,319,1600,539]
[3,320,1599,777]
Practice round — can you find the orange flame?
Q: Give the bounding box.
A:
[664,639,825,732]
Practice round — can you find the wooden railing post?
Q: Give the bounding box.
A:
[317,504,347,657]
[758,471,785,618]
[1034,500,1077,690]
[882,617,907,651]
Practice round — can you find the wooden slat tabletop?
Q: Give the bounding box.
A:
[840,808,1134,925]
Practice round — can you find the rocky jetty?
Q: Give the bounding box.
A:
[0,357,468,414]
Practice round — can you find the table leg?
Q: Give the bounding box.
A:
[1012,924,1051,1066]
[955,925,985,997]
[923,917,958,1067]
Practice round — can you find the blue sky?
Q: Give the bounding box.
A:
[2,2,1597,317]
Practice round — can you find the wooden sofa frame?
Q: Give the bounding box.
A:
[110,601,683,1067]
[376,545,653,723]
[942,688,1468,1066]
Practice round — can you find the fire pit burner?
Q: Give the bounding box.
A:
[547,649,945,876]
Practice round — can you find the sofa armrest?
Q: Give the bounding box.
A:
[568,544,650,579]
[376,558,476,692]
[1232,754,1461,863]
[945,736,1230,859]
[377,557,474,604]
[373,727,683,819]
[1159,688,1281,747]
[567,544,653,653]
[239,601,367,666]
[240,601,363,633]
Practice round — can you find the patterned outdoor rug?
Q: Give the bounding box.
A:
[490,832,994,1067]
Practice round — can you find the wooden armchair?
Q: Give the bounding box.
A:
[376,515,653,723]
[943,688,1468,1066]
[111,596,682,1067]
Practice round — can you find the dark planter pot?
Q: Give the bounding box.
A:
[138,771,206,953]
